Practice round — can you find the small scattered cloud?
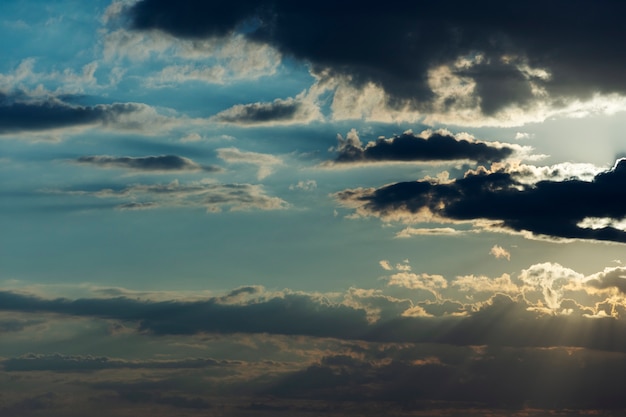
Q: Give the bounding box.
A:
[379,260,393,271]
[489,245,511,261]
[515,132,533,140]
[289,180,317,191]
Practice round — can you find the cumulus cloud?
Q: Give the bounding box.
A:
[45,180,288,212]
[335,159,626,244]
[123,0,626,125]
[329,128,524,166]
[75,155,220,173]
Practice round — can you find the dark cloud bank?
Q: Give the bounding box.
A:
[126,0,626,115]
[337,159,626,243]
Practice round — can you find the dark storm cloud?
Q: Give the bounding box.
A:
[0,92,155,134]
[75,155,220,173]
[334,131,516,164]
[336,159,626,244]
[125,0,626,114]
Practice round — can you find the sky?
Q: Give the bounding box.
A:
[4,1,626,415]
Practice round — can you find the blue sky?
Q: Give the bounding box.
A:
[4,1,626,415]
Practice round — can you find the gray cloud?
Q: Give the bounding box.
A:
[336,159,626,244]
[76,155,220,173]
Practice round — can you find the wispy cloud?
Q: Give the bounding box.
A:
[216,147,283,180]
[44,180,288,212]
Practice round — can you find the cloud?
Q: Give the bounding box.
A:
[0,58,98,94]
[386,272,448,295]
[395,227,462,238]
[329,128,523,165]
[3,266,626,351]
[489,245,510,261]
[45,180,288,212]
[378,260,393,271]
[216,147,283,180]
[586,267,626,294]
[519,262,585,310]
[139,35,281,87]
[267,345,626,411]
[210,92,322,126]
[289,180,317,191]
[0,318,43,333]
[1,353,230,372]
[123,1,626,125]
[452,273,519,296]
[0,91,174,137]
[75,155,220,173]
[335,159,626,244]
